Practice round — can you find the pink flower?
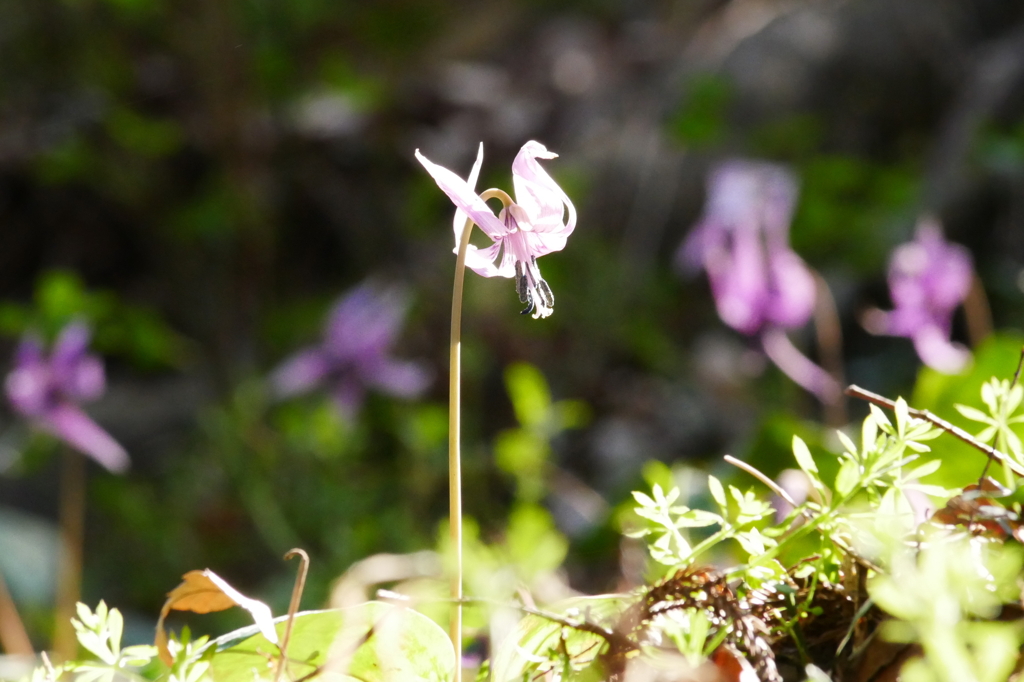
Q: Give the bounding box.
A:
[270,282,430,417]
[679,160,816,335]
[678,160,838,403]
[5,322,128,472]
[864,219,973,374]
[415,141,576,319]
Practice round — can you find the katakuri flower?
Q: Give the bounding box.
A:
[270,282,430,416]
[863,218,973,374]
[415,140,577,319]
[678,159,839,402]
[5,322,129,472]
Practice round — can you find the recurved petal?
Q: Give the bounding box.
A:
[326,284,406,356]
[464,242,513,278]
[453,143,485,247]
[510,141,576,237]
[912,326,970,374]
[415,149,507,241]
[270,348,331,397]
[368,358,431,398]
[44,402,129,473]
[764,248,816,329]
[52,322,92,370]
[5,363,51,417]
[61,355,106,402]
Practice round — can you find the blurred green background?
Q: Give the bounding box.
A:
[2,0,1024,649]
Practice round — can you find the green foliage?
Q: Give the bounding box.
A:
[0,270,183,369]
[670,73,732,148]
[495,362,589,502]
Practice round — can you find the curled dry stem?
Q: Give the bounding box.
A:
[275,548,310,682]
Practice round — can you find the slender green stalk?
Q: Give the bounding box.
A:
[449,215,473,682]
[448,189,512,682]
[54,448,85,662]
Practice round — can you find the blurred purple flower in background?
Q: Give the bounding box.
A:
[415,140,576,319]
[863,218,973,374]
[270,282,430,416]
[678,159,839,403]
[5,322,129,472]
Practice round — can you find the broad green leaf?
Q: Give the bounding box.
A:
[210,603,453,682]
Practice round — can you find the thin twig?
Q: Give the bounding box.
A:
[275,548,310,682]
[723,455,798,508]
[844,384,1024,477]
[1011,345,1024,389]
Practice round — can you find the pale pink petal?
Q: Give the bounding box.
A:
[912,326,970,374]
[464,241,512,278]
[452,143,485,248]
[270,348,331,397]
[761,327,841,404]
[510,141,576,238]
[5,363,52,417]
[51,322,91,369]
[764,249,816,329]
[326,284,406,356]
[367,359,431,398]
[415,149,507,241]
[44,403,129,472]
[705,228,766,336]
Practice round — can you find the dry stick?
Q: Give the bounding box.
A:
[275,548,310,682]
[448,188,514,682]
[0,569,33,656]
[53,449,85,662]
[844,385,1024,478]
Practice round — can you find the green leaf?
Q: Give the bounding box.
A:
[835,460,860,497]
[209,603,453,682]
[505,363,551,429]
[792,436,818,475]
[707,476,726,508]
[491,596,629,682]
[955,404,994,425]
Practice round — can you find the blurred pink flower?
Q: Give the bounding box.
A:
[863,219,972,374]
[5,322,128,472]
[270,282,430,416]
[415,140,576,319]
[679,160,838,402]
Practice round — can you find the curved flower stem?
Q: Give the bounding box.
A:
[449,188,512,682]
[812,271,847,426]
[54,448,85,662]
